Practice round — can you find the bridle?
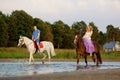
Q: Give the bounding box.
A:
[18,38,24,47]
[74,35,79,44]
[18,37,33,47]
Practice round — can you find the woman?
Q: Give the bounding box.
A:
[83,26,94,56]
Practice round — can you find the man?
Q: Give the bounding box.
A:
[32,26,41,52]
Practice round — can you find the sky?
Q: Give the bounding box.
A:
[0,0,120,32]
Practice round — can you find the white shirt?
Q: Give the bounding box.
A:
[83,31,93,40]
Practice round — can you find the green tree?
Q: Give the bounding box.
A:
[106,25,114,41]
[62,24,75,48]
[7,10,34,46]
[72,21,87,36]
[52,20,65,48]
[52,20,75,49]
[98,31,106,46]
[0,11,8,23]
[43,22,53,42]
[0,16,9,47]
[113,27,120,41]
[106,25,120,42]
[7,16,17,46]
[116,28,120,41]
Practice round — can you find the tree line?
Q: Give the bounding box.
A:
[0,10,120,48]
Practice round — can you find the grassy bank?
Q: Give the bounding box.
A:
[0,47,120,60]
[0,47,76,59]
[0,47,28,58]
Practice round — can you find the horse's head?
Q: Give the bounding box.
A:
[17,36,25,47]
[74,32,82,44]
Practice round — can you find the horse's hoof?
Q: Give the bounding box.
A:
[32,63,35,65]
[94,62,97,66]
[84,65,88,68]
[76,65,84,70]
[96,63,99,67]
[77,64,79,67]
[42,60,44,64]
[48,62,50,64]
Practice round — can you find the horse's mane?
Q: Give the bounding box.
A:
[22,36,33,42]
[77,34,83,42]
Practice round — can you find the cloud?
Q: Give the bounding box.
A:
[0,0,120,32]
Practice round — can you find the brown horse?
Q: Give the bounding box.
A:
[74,32,102,66]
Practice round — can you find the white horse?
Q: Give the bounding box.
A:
[17,36,56,64]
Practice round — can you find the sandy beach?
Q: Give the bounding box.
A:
[0,68,120,80]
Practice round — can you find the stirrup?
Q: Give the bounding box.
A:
[38,50,40,53]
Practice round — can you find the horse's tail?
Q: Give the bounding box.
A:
[94,42,102,64]
[49,42,56,56]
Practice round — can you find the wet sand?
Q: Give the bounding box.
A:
[0,68,120,80]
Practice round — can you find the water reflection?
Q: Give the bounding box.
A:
[0,61,120,77]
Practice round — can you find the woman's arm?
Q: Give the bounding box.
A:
[89,31,93,37]
[83,31,93,39]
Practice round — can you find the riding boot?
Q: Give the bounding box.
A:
[37,45,41,53]
[36,43,41,53]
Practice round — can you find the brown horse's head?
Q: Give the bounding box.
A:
[74,32,82,44]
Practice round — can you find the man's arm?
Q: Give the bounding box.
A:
[32,35,34,41]
[36,33,40,40]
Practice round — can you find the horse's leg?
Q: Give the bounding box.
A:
[96,52,102,65]
[84,55,88,67]
[31,53,34,64]
[92,53,97,66]
[94,43,102,66]
[77,54,80,65]
[29,53,32,64]
[96,53,100,66]
[47,50,51,64]
[41,52,47,64]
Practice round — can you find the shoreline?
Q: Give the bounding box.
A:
[0,58,120,62]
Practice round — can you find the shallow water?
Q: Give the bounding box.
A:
[0,61,120,77]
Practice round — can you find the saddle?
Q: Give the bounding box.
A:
[33,41,44,53]
[33,41,44,48]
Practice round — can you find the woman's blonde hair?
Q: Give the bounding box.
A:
[86,25,93,31]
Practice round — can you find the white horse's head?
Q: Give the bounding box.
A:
[17,36,25,47]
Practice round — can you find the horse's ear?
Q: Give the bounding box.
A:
[20,35,22,38]
[75,31,80,35]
